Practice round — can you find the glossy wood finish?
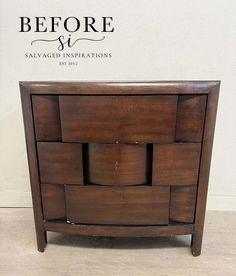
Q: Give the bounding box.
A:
[65,185,170,225]
[87,143,150,185]
[44,221,194,237]
[60,95,177,143]
[152,143,201,186]
[21,81,219,95]
[37,142,83,185]
[20,81,220,255]
[32,96,61,141]
[191,85,220,256]
[20,86,47,252]
[170,186,197,223]
[41,184,66,220]
[176,95,207,142]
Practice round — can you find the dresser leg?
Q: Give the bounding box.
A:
[191,233,202,256]
[36,230,47,252]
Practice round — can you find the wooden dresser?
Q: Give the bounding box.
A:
[20,81,220,256]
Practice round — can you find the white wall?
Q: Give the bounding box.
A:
[0,0,235,210]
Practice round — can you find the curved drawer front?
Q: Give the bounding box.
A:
[32,95,61,141]
[65,185,170,225]
[152,143,201,186]
[176,95,207,142]
[59,95,178,143]
[87,143,150,185]
[37,142,84,185]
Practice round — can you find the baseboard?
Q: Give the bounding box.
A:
[0,191,236,211]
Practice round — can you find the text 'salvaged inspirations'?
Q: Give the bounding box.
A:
[19,16,114,64]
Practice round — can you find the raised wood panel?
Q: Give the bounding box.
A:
[41,184,66,220]
[176,95,207,142]
[59,95,177,143]
[37,142,83,185]
[32,95,61,141]
[152,143,201,186]
[87,143,150,185]
[65,186,170,225]
[170,186,197,223]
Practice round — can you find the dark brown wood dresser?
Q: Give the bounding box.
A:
[20,81,220,256]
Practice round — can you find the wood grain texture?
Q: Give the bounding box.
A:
[191,84,220,256]
[152,143,201,186]
[176,95,207,142]
[20,81,220,95]
[87,143,150,185]
[32,95,61,141]
[20,85,47,252]
[20,81,220,255]
[41,184,66,220]
[170,186,197,223]
[59,95,177,143]
[37,142,83,185]
[65,185,170,225]
[44,221,194,237]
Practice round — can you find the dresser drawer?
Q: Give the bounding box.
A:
[65,185,170,225]
[86,143,151,185]
[59,95,178,143]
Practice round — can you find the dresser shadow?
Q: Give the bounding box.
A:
[47,233,191,249]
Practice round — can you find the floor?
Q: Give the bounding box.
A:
[0,209,235,276]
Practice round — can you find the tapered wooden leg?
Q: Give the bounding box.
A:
[191,232,202,256]
[190,88,220,257]
[36,229,47,252]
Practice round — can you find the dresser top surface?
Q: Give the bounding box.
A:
[19,81,220,95]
